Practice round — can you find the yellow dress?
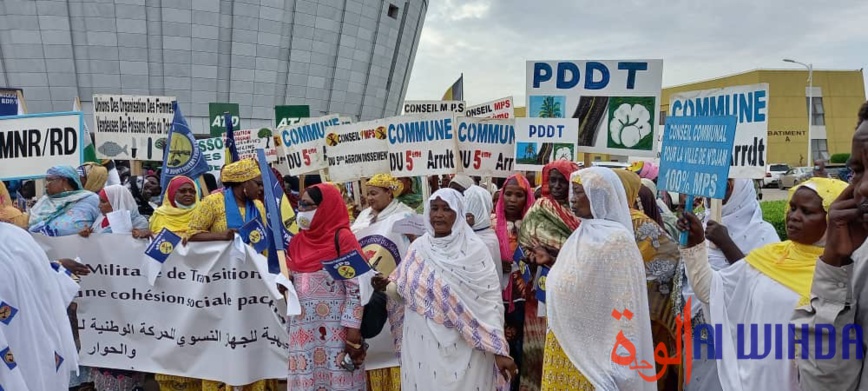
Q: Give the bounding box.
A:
[159,190,276,391]
[367,367,401,391]
[541,331,594,391]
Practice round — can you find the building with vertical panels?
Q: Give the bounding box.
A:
[661,69,865,167]
[0,0,428,132]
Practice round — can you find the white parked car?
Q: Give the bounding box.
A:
[763,163,791,188]
[779,167,812,190]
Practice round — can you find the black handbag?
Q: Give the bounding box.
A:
[334,228,389,339]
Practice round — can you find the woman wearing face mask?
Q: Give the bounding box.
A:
[286,183,367,391]
[375,188,516,390]
[541,167,655,391]
[149,176,200,237]
[187,159,266,243]
[678,177,847,391]
[145,176,204,390]
[516,160,580,391]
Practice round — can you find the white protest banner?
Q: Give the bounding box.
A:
[466,96,514,119]
[196,137,226,179]
[325,120,389,183]
[0,112,83,180]
[456,117,515,177]
[352,221,411,370]
[669,83,768,178]
[526,60,663,157]
[93,94,175,161]
[386,112,458,177]
[229,128,277,162]
[278,114,341,175]
[33,234,288,385]
[402,100,466,115]
[513,118,579,171]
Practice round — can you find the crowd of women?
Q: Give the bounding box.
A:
[3,102,868,391]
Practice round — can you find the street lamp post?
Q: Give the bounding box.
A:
[783,59,814,165]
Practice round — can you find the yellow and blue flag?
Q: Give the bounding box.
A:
[143,228,182,285]
[441,74,463,101]
[323,250,371,281]
[240,217,269,253]
[535,265,550,303]
[159,102,210,193]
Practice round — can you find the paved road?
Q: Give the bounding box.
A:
[760,188,789,201]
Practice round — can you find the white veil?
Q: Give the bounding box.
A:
[548,167,655,391]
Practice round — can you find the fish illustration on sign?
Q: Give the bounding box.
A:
[98,141,129,157]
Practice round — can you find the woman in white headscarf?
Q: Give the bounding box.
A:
[377,188,517,390]
[464,185,506,290]
[541,167,655,391]
[83,185,150,237]
[0,222,80,390]
[678,179,779,390]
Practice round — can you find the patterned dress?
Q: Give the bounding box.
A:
[287,270,365,390]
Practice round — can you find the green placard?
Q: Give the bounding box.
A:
[209,102,240,137]
[275,105,310,128]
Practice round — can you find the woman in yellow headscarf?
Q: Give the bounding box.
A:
[614,169,682,391]
[150,176,200,235]
[678,177,847,391]
[352,174,416,391]
[78,162,109,193]
[0,181,28,229]
[179,159,276,391]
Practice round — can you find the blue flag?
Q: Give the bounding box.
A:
[159,102,210,193]
[535,266,550,303]
[513,247,531,283]
[322,250,372,281]
[256,149,293,274]
[224,112,239,164]
[143,228,182,285]
[240,217,269,253]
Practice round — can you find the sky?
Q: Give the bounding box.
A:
[404,0,868,107]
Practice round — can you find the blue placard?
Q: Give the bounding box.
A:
[535,266,550,303]
[658,115,738,199]
[240,217,269,253]
[322,250,371,281]
[144,228,182,264]
[0,93,17,116]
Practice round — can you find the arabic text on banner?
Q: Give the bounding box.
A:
[33,234,288,385]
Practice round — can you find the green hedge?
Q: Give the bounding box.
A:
[760,200,788,240]
[831,153,851,164]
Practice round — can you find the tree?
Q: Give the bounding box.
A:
[258,128,273,148]
[538,96,562,118]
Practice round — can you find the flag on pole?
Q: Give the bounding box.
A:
[255,149,292,274]
[159,102,210,193]
[74,97,99,163]
[441,74,464,101]
[225,112,239,165]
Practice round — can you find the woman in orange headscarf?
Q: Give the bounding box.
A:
[0,181,28,228]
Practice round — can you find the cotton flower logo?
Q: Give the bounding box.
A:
[609,102,652,148]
